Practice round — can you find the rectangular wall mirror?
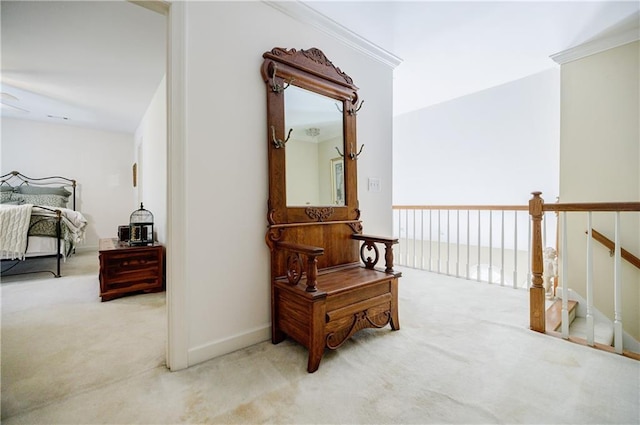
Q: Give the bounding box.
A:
[285,85,345,207]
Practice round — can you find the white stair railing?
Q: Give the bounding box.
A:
[393,205,556,289]
[531,194,640,356]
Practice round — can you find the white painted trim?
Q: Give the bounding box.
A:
[551,23,639,65]
[166,0,189,371]
[129,0,170,16]
[75,245,98,253]
[263,1,402,69]
[187,325,271,367]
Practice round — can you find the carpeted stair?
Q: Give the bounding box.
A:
[545,298,614,346]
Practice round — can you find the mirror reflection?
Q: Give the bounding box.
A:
[285,85,345,207]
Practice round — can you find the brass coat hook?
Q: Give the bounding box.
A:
[268,62,294,93]
[336,99,364,115]
[336,143,364,160]
[271,126,293,149]
[350,143,364,160]
[348,100,364,115]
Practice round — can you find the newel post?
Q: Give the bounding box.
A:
[529,192,545,333]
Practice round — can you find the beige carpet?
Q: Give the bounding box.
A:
[1,252,638,424]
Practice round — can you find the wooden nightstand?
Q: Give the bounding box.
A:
[98,238,165,301]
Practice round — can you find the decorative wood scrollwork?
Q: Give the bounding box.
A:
[326,309,391,349]
[267,204,277,226]
[286,253,303,285]
[305,207,334,222]
[266,47,355,87]
[265,227,284,250]
[347,221,363,234]
[360,241,380,269]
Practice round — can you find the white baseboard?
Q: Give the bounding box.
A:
[75,245,98,253]
[187,324,271,367]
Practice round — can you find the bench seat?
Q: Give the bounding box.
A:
[273,263,400,372]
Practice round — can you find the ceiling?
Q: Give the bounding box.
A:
[1,1,166,134]
[1,1,638,134]
[307,0,639,116]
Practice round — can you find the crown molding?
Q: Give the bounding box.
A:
[263,1,402,69]
[551,16,639,65]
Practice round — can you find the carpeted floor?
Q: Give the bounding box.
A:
[1,251,638,424]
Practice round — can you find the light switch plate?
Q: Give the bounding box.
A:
[368,177,381,192]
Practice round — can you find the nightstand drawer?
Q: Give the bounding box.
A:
[103,251,160,272]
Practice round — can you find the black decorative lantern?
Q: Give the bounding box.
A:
[129,203,154,246]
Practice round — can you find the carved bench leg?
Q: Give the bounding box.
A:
[307,299,326,373]
[272,287,285,344]
[273,327,285,344]
[307,347,323,373]
[390,279,400,331]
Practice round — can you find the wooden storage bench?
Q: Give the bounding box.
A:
[269,233,400,373]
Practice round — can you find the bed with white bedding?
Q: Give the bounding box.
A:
[0,171,87,277]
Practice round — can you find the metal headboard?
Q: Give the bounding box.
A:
[0,170,77,211]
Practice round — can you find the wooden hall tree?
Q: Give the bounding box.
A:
[262,47,401,372]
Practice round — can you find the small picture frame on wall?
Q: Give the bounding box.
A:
[132,163,137,187]
[330,157,345,206]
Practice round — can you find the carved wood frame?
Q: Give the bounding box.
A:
[261,47,360,226]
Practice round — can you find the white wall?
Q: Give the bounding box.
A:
[394,68,560,205]
[178,1,395,366]
[134,76,167,244]
[559,41,639,340]
[0,118,135,249]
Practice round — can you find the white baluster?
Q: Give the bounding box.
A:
[397,209,402,265]
[614,212,623,354]
[429,210,433,272]
[455,210,460,277]
[542,211,547,250]
[420,210,425,270]
[489,210,493,284]
[412,209,416,268]
[437,210,441,274]
[477,210,481,282]
[513,211,518,289]
[527,217,532,289]
[500,210,505,286]
[586,212,594,346]
[405,209,409,266]
[447,210,451,274]
[561,212,569,339]
[466,210,470,280]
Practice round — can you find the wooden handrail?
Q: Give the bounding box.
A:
[393,205,528,211]
[544,202,640,212]
[589,229,640,270]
